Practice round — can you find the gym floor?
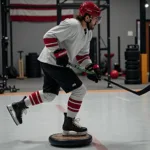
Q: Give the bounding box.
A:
[0,76,150,150]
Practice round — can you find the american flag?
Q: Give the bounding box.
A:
[10,0,74,22]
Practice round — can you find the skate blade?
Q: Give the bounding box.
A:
[62,130,87,136]
[6,105,20,126]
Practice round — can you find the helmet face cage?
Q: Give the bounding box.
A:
[92,16,102,24]
[98,16,102,24]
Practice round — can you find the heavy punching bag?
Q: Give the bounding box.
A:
[26,53,41,78]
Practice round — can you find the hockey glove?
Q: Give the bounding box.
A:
[54,48,69,67]
[85,63,101,83]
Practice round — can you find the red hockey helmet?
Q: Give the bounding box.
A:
[79,1,101,17]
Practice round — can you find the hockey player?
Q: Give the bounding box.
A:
[7,1,101,135]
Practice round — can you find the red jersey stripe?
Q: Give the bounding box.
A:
[44,38,57,44]
[46,43,58,47]
[76,54,90,64]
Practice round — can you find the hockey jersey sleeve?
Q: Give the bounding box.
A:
[43,20,75,52]
[76,32,92,68]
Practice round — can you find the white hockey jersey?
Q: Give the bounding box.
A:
[38,18,93,67]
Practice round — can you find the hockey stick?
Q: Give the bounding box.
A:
[68,62,150,96]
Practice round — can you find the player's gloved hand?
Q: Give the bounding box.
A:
[85,63,101,83]
[54,48,69,67]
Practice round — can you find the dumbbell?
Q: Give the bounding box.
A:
[9,85,19,93]
[0,88,4,94]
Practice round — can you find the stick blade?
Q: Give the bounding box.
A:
[136,84,150,96]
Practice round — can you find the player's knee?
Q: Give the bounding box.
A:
[71,84,87,100]
[79,84,87,97]
[42,92,57,102]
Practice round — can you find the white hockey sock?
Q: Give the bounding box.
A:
[67,97,82,118]
[67,84,86,118]
[24,90,57,107]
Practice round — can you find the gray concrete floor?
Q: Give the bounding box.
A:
[1,91,150,150]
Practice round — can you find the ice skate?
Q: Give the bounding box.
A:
[7,96,28,125]
[62,113,87,136]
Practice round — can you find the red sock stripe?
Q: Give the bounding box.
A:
[37,91,43,103]
[68,107,79,112]
[29,95,34,105]
[31,92,40,105]
[68,101,81,110]
[69,98,82,104]
[67,98,82,113]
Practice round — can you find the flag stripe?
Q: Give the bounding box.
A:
[10,4,57,10]
[10,9,73,16]
[10,15,73,22]
[10,0,74,22]
[10,0,73,5]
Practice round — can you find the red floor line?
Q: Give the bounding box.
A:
[55,104,108,150]
[92,137,108,150]
[56,104,66,113]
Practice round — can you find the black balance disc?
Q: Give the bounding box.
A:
[49,133,92,148]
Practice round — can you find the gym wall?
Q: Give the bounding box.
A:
[0,0,150,75]
[0,4,2,75]
[97,0,139,70]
